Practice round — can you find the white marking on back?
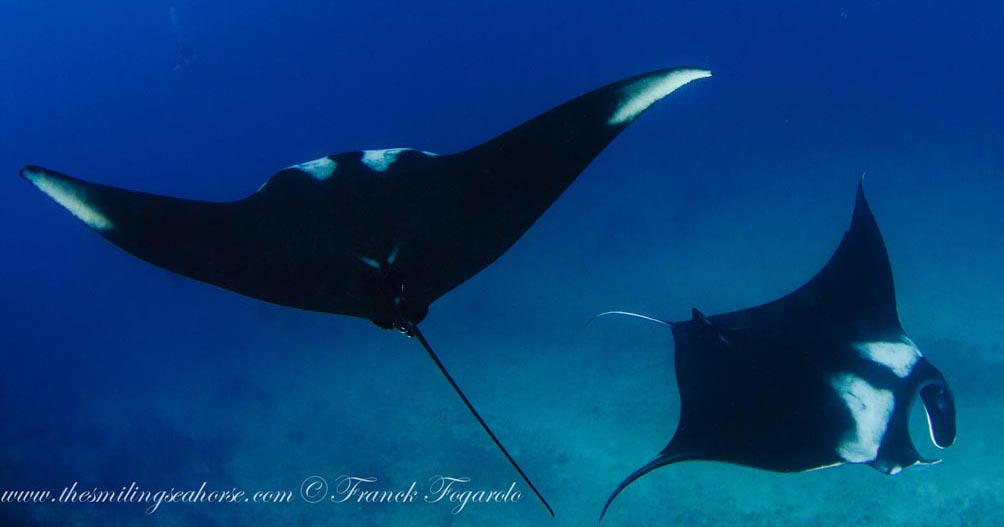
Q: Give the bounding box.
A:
[24,168,114,231]
[854,338,921,378]
[608,68,712,125]
[291,156,337,181]
[830,373,894,463]
[361,148,437,172]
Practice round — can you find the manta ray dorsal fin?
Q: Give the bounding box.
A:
[691,307,709,324]
[689,307,733,347]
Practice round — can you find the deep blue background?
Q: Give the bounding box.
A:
[2,1,1002,525]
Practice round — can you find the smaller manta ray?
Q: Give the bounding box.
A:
[20,66,712,517]
[600,183,956,520]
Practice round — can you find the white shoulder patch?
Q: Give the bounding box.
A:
[609,68,712,126]
[24,168,114,231]
[830,373,894,463]
[291,156,338,181]
[854,338,921,378]
[361,148,437,172]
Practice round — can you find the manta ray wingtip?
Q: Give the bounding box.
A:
[601,451,692,521]
[849,177,879,230]
[607,66,711,125]
[676,66,712,78]
[19,165,46,181]
[20,165,115,232]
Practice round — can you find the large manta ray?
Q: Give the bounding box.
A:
[600,183,957,520]
[21,66,711,516]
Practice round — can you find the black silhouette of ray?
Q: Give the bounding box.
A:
[22,66,712,516]
[600,183,956,520]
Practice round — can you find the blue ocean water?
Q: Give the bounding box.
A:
[2,1,1002,525]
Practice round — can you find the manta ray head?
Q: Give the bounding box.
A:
[848,338,957,475]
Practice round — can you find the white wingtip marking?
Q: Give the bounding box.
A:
[24,168,114,231]
[830,373,894,463]
[292,156,338,181]
[608,68,712,126]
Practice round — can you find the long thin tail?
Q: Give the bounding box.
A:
[409,324,555,516]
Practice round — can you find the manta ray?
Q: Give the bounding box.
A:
[599,183,956,520]
[20,66,712,516]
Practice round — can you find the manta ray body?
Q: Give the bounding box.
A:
[22,66,712,516]
[601,184,956,519]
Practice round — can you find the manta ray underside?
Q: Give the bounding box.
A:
[22,66,712,516]
[600,183,956,520]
